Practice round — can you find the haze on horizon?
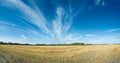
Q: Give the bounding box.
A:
[0,0,120,44]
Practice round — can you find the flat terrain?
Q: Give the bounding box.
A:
[0,45,120,63]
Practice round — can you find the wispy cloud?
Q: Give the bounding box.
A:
[95,0,102,5]
[94,0,106,6]
[21,35,27,40]
[0,21,35,34]
[0,21,15,30]
[0,21,15,27]
[106,28,120,32]
[85,34,95,37]
[53,7,63,39]
[0,0,113,44]
[0,0,96,43]
[51,0,89,42]
[1,0,50,34]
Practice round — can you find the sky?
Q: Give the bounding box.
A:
[0,0,120,44]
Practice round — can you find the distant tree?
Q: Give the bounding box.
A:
[24,43,30,45]
[0,41,30,45]
[0,41,4,44]
[0,41,87,46]
[71,42,85,45]
[36,44,46,46]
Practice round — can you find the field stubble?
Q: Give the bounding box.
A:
[0,45,120,63]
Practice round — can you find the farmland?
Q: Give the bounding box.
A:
[0,45,120,63]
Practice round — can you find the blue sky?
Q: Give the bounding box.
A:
[0,0,120,44]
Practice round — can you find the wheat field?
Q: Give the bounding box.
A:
[0,45,120,63]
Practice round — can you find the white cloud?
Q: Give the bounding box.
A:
[86,34,95,37]
[0,0,86,43]
[106,28,120,32]
[53,7,63,39]
[0,21,15,26]
[2,0,50,34]
[94,0,106,6]
[0,21,15,30]
[102,1,105,6]
[0,0,113,44]
[0,21,40,35]
[19,35,29,43]
[21,35,27,40]
[12,24,15,26]
[95,0,102,5]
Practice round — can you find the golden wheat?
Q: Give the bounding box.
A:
[0,45,120,63]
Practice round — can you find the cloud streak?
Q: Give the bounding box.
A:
[53,7,63,39]
[0,0,112,44]
[0,0,98,43]
[86,34,95,37]
[51,0,90,42]
[2,0,50,34]
[106,28,120,32]
[94,0,106,6]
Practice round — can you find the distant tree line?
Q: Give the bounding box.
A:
[0,41,91,46]
[0,41,30,45]
[32,42,87,46]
